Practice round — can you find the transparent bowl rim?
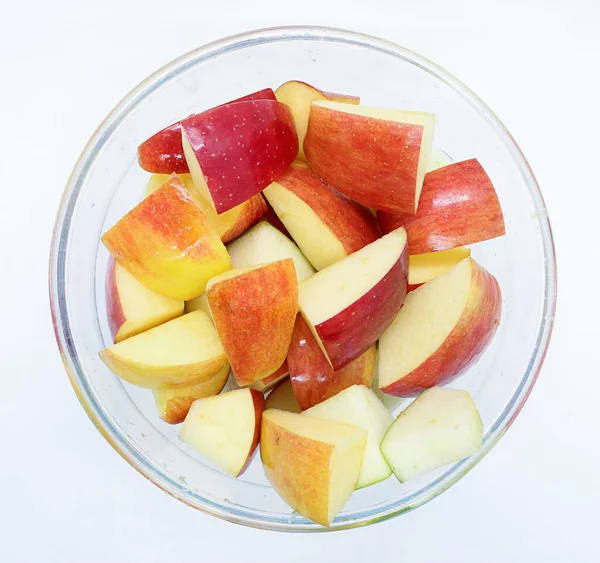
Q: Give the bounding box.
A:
[49,25,557,532]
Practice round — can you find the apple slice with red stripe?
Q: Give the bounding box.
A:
[137,88,276,174]
[298,227,408,370]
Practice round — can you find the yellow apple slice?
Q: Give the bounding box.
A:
[265,378,301,413]
[153,362,230,424]
[378,257,502,396]
[99,310,227,389]
[180,388,265,477]
[261,409,367,526]
[408,247,471,285]
[381,387,483,482]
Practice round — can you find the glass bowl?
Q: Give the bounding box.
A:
[49,26,556,532]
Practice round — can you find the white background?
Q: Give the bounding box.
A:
[1,1,598,561]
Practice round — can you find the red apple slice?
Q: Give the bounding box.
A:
[304,101,435,213]
[137,88,276,173]
[378,257,502,396]
[377,159,506,253]
[106,257,184,343]
[181,100,297,214]
[298,227,408,370]
[408,247,471,285]
[179,388,265,477]
[248,361,289,393]
[287,314,376,410]
[263,163,380,270]
[207,260,298,386]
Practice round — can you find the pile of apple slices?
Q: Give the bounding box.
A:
[99,79,506,526]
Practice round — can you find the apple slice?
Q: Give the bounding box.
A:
[179,388,265,477]
[409,247,471,285]
[145,173,267,244]
[428,147,453,171]
[288,314,375,410]
[298,227,408,370]
[265,378,301,413]
[321,91,360,105]
[381,387,483,482]
[274,81,359,161]
[207,260,298,386]
[99,310,227,389]
[263,164,380,270]
[181,100,297,214]
[261,409,367,526]
[249,361,289,393]
[226,221,315,282]
[303,385,393,488]
[101,176,232,300]
[153,362,230,424]
[106,258,184,343]
[377,159,506,253]
[372,359,406,413]
[379,257,501,397]
[304,101,435,213]
[137,88,276,174]
[184,292,211,320]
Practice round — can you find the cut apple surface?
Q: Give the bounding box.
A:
[381,387,483,482]
[227,221,315,282]
[379,257,501,397]
[101,176,232,300]
[304,101,435,214]
[372,360,406,413]
[303,385,393,488]
[288,314,375,410]
[181,100,297,214]
[298,227,408,370]
[248,361,289,393]
[99,310,227,389]
[184,292,211,320]
[265,378,301,413]
[408,247,471,285]
[261,409,367,526]
[207,260,298,386]
[137,88,276,174]
[263,164,381,270]
[377,159,506,253]
[274,81,359,161]
[106,258,184,343]
[180,388,265,477]
[153,362,230,424]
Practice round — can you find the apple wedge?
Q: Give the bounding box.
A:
[145,173,267,244]
[379,257,502,396]
[381,387,483,482]
[184,292,211,319]
[288,314,376,410]
[274,80,359,161]
[372,360,406,413]
[265,378,301,413]
[377,159,506,253]
[106,257,183,343]
[304,101,435,213]
[137,88,276,174]
[408,247,471,285]
[303,385,393,488]
[207,260,298,386]
[101,176,232,300]
[298,227,408,370]
[179,388,265,477]
[99,310,227,389]
[249,361,289,393]
[226,221,315,282]
[428,147,453,171]
[263,164,381,270]
[181,100,297,214]
[261,409,367,526]
[153,362,230,424]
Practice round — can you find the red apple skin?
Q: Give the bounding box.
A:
[182,100,298,213]
[407,283,422,293]
[377,159,506,254]
[137,88,276,174]
[304,104,424,213]
[315,248,408,370]
[239,388,266,476]
[262,196,291,238]
[106,257,125,339]
[288,315,376,410]
[381,262,502,397]
[274,164,380,255]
